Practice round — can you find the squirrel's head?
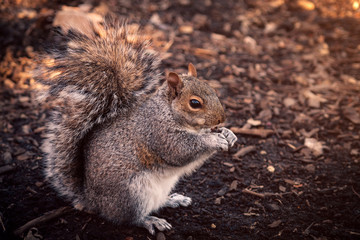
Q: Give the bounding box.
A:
[167,63,225,130]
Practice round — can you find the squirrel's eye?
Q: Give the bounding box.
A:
[189,99,202,109]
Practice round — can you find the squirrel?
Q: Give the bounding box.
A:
[37,19,237,235]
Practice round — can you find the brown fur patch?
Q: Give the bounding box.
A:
[136,143,163,168]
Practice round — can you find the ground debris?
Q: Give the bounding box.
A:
[233,145,256,159]
[230,127,274,138]
[1,0,360,239]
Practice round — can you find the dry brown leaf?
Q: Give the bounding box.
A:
[17,153,31,161]
[268,219,282,228]
[283,97,297,108]
[343,107,360,124]
[53,6,103,36]
[302,89,327,108]
[229,180,238,191]
[304,138,323,156]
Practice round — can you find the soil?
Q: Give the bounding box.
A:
[1,0,360,239]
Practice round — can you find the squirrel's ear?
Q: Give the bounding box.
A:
[167,72,183,97]
[188,63,197,78]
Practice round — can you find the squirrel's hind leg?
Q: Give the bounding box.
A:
[163,193,192,208]
[139,216,172,235]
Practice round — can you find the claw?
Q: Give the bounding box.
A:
[141,216,172,235]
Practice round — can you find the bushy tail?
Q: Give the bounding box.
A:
[36,18,163,206]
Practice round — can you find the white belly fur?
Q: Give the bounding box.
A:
[135,152,214,216]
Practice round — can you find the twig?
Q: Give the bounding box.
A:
[14,206,72,236]
[233,145,256,158]
[242,189,265,198]
[303,222,315,235]
[352,186,360,199]
[242,189,293,199]
[230,127,274,138]
[292,145,306,153]
[0,213,6,232]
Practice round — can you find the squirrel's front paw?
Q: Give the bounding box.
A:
[211,133,229,151]
[220,127,238,147]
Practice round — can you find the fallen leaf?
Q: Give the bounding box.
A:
[268,219,282,228]
[304,138,323,156]
[343,107,360,124]
[302,89,327,108]
[229,180,238,191]
[283,97,297,108]
[17,152,32,161]
[215,197,222,205]
[53,6,103,36]
[257,109,272,121]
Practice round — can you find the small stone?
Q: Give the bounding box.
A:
[267,165,275,173]
[260,150,267,155]
[211,223,216,229]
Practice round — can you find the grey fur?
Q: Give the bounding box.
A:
[38,19,237,234]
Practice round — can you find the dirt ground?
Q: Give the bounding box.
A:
[1,0,360,239]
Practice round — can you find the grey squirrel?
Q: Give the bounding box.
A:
[37,19,237,235]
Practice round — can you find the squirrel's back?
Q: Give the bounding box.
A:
[37,19,163,206]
